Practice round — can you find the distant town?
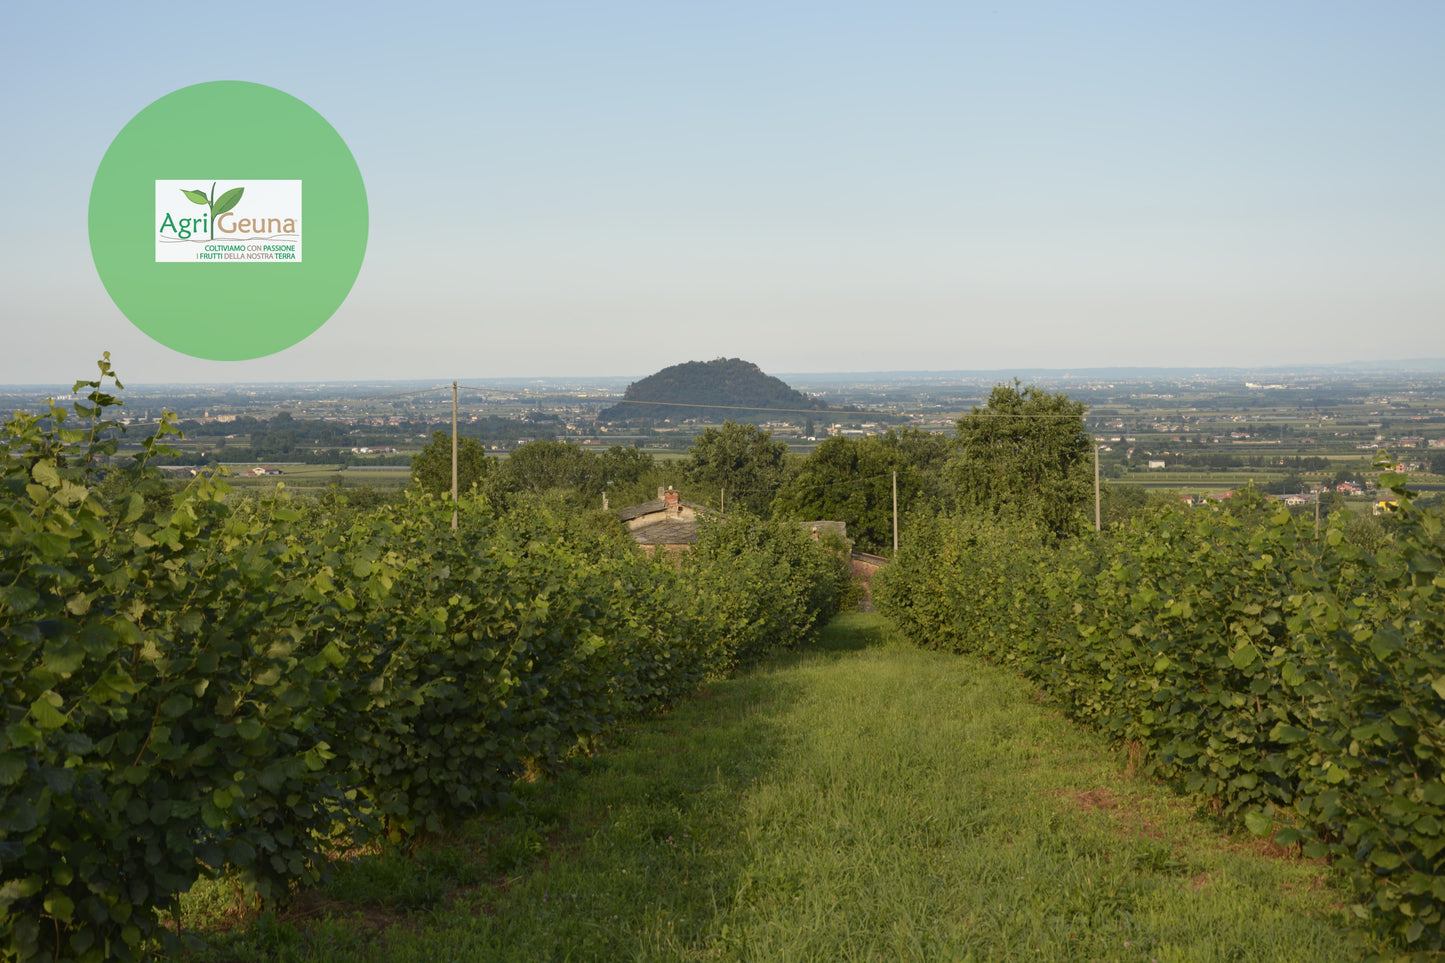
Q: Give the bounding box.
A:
[5,360,1444,506]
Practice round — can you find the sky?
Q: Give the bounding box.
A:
[2,1,1442,385]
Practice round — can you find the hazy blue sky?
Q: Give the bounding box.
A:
[2,1,1442,384]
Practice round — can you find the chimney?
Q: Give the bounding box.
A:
[664,486,680,512]
[658,486,665,500]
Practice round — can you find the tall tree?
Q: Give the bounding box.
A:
[597,445,656,492]
[500,440,602,496]
[684,421,789,515]
[772,429,951,554]
[945,382,1092,539]
[594,445,668,509]
[772,436,892,550]
[410,430,490,496]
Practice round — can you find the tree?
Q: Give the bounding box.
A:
[944,382,1092,539]
[1264,472,1305,496]
[1100,483,1150,529]
[1099,483,1178,529]
[772,436,893,551]
[500,440,601,496]
[888,427,953,504]
[594,445,667,509]
[771,429,951,554]
[1332,468,1364,487]
[410,430,490,496]
[597,445,655,491]
[1318,489,1348,521]
[683,421,789,515]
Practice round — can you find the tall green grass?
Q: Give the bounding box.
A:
[184,613,1358,962]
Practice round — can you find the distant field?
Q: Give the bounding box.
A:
[220,464,411,490]
[643,448,690,462]
[1114,471,1288,488]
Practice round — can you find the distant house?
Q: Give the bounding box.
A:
[850,549,887,609]
[616,490,848,562]
[1335,481,1361,494]
[1147,460,1166,470]
[617,486,712,556]
[799,520,847,542]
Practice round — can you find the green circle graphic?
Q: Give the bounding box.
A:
[89,81,368,360]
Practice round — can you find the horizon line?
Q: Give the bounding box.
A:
[4,358,1445,391]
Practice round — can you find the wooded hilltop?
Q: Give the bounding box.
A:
[597,358,836,424]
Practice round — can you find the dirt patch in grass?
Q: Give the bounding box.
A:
[1055,776,1341,909]
[279,898,400,933]
[1059,786,1171,842]
[1279,872,1354,918]
[1068,787,1121,812]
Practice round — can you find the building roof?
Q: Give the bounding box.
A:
[798,520,847,539]
[616,488,714,546]
[616,497,709,522]
[631,518,704,545]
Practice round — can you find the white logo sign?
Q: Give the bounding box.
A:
[155,180,302,262]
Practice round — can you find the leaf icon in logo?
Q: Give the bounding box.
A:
[211,187,245,218]
[181,189,210,205]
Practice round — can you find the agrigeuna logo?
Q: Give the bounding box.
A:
[155,179,302,262]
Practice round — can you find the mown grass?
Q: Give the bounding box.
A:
[178,613,1362,962]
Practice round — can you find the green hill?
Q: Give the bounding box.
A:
[598,358,832,425]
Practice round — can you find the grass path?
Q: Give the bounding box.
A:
[189,613,1358,962]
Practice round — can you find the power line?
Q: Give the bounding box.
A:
[456,385,611,401]
[704,471,899,498]
[310,386,451,404]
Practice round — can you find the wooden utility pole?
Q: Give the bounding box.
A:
[1315,486,1321,541]
[451,381,458,531]
[1094,441,1101,533]
[892,470,899,555]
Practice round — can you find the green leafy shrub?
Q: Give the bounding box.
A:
[3,359,849,961]
[1,360,356,961]
[325,496,726,836]
[876,481,1445,953]
[683,516,849,668]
